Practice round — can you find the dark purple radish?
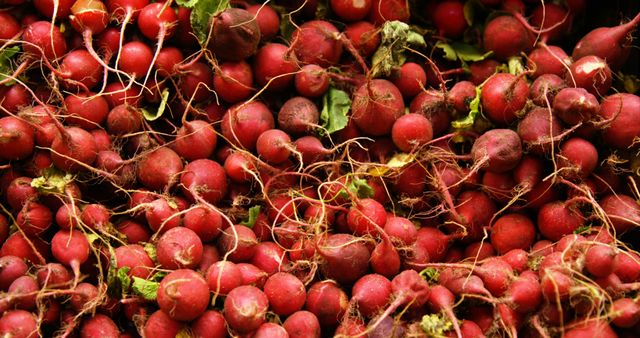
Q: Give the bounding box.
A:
[157,227,203,270]
[292,20,342,67]
[598,93,640,149]
[0,117,35,161]
[264,272,306,316]
[64,93,109,130]
[305,280,349,327]
[517,107,563,155]
[114,244,154,279]
[391,113,433,152]
[566,55,612,96]
[253,43,298,92]
[221,101,275,150]
[157,269,209,321]
[294,136,331,165]
[553,87,599,125]
[213,61,254,103]
[22,21,67,61]
[50,127,98,173]
[317,234,370,284]
[51,229,89,283]
[16,201,52,236]
[482,15,533,61]
[209,8,261,61]
[184,205,223,242]
[180,159,228,204]
[137,147,183,191]
[223,285,269,333]
[278,97,320,135]
[537,201,584,241]
[527,45,571,78]
[295,64,330,98]
[557,137,598,179]
[246,4,280,41]
[256,129,292,164]
[0,310,39,338]
[206,261,242,295]
[106,105,143,135]
[351,274,392,318]
[351,79,405,136]
[283,311,321,338]
[471,129,522,173]
[480,73,529,124]
[192,310,227,338]
[573,12,640,70]
[143,310,184,338]
[600,194,640,234]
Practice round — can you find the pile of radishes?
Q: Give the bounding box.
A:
[1,0,640,337]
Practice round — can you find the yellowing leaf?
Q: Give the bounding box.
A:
[31,167,74,195]
[142,88,170,121]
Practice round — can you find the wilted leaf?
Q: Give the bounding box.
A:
[451,86,482,129]
[31,167,74,195]
[435,41,492,64]
[141,87,170,121]
[420,313,453,338]
[371,21,426,77]
[132,277,160,301]
[320,87,351,134]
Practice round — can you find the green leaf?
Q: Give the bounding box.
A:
[621,73,640,94]
[463,0,475,26]
[436,41,492,64]
[175,0,199,8]
[419,267,440,283]
[141,87,170,121]
[507,56,525,76]
[107,260,131,298]
[320,87,351,134]
[574,224,591,235]
[143,242,157,262]
[348,177,374,199]
[30,167,74,195]
[420,313,453,338]
[0,46,20,86]
[132,277,160,301]
[190,0,231,43]
[241,205,261,228]
[451,86,482,129]
[371,21,426,77]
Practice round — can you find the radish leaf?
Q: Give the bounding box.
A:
[320,86,350,134]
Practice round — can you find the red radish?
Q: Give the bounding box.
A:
[598,93,640,149]
[51,229,90,278]
[502,249,529,273]
[391,113,433,152]
[408,90,453,137]
[427,285,462,337]
[305,280,349,326]
[256,129,292,164]
[610,298,640,328]
[145,197,182,234]
[491,214,536,254]
[474,257,514,296]
[153,47,183,77]
[116,220,150,244]
[278,97,320,135]
[529,74,566,106]
[317,233,371,284]
[463,241,496,260]
[432,0,467,38]
[283,311,321,338]
[214,61,254,103]
[184,205,223,242]
[371,239,401,277]
[600,194,640,234]
[16,201,52,236]
[253,323,289,338]
[58,50,103,91]
[0,12,20,39]
[64,93,109,130]
[208,8,261,62]
[351,79,405,136]
[117,41,154,79]
[371,270,430,330]
[527,45,572,78]
[174,120,217,161]
[264,272,306,316]
[157,227,203,270]
[468,59,500,85]
[50,126,98,173]
[369,0,410,25]
[5,177,37,210]
[344,21,381,57]
[553,87,599,125]
[36,263,73,289]
[392,62,427,98]
[537,201,584,241]
[7,275,38,310]
[137,147,184,191]
[221,101,275,150]
[347,198,386,236]
[224,152,257,183]
[292,20,342,67]
[143,310,184,338]
[585,244,616,277]
[517,107,562,155]
[70,0,109,35]
[540,268,574,302]
[137,3,177,40]
[236,263,268,288]
[480,73,529,124]
[330,0,372,22]
[22,21,67,60]
[482,15,533,60]
[295,65,330,98]
[179,62,214,103]
[246,4,280,41]
[530,3,572,42]
[191,310,227,338]
[104,82,142,107]
[198,245,220,273]
[384,216,418,245]
[252,43,298,92]
[448,80,477,113]
[1,233,50,265]
[218,225,258,262]
[33,0,74,18]
[504,271,542,313]
[0,310,38,338]
[557,137,598,179]
[447,190,497,242]
[351,274,392,317]
[80,203,110,230]
[0,85,29,114]
[564,319,618,338]
[0,117,35,161]
[250,242,288,275]
[106,105,143,136]
[114,244,154,279]
[157,269,209,321]
[206,261,243,295]
[572,12,640,70]
[567,55,612,96]
[224,285,269,333]
[294,136,331,165]
[80,314,120,338]
[180,159,228,204]
[471,129,523,173]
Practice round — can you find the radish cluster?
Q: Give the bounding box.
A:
[1,0,640,337]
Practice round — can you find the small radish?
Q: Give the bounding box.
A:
[282,311,322,338]
[143,310,184,338]
[351,79,405,136]
[490,214,536,254]
[482,15,533,60]
[317,233,370,284]
[480,73,529,124]
[351,274,392,318]
[157,227,203,270]
[157,269,209,321]
[471,129,523,173]
[598,93,640,149]
[291,20,343,67]
[305,280,348,326]
[263,272,306,316]
[224,285,269,333]
[529,74,566,106]
[278,97,320,135]
[191,310,227,338]
[391,113,433,152]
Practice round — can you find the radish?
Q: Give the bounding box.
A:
[213,61,254,103]
[371,239,401,277]
[585,244,616,278]
[573,12,640,70]
[427,285,462,338]
[117,41,153,79]
[180,159,228,204]
[237,263,268,289]
[567,55,612,96]
[282,311,322,338]
[295,65,330,98]
[58,50,103,91]
[447,190,497,242]
[106,104,143,135]
[7,275,38,310]
[175,120,217,161]
[610,298,640,328]
[64,93,110,130]
[598,93,640,149]
[305,280,349,326]
[137,3,177,40]
[468,59,500,85]
[208,8,261,62]
[113,244,154,279]
[517,107,563,155]
[36,263,72,289]
[157,226,203,270]
[22,21,67,61]
[154,47,183,77]
[143,310,184,338]
[218,225,258,262]
[184,205,223,242]
[490,213,536,254]
[0,256,28,291]
[0,310,38,338]
[471,129,522,173]
[553,87,599,125]
[16,201,52,236]
[448,80,477,114]
[221,101,275,150]
[369,0,410,25]
[384,216,418,245]
[206,261,243,295]
[370,270,430,329]
[391,113,433,152]
[263,272,306,316]
[5,177,37,210]
[145,197,182,234]
[482,15,533,60]
[347,198,386,236]
[432,0,467,39]
[80,314,120,338]
[294,136,331,165]
[137,147,184,191]
[351,79,405,136]
[246,4,280,41]
[291,20,342,67]
[179,62,214,103]
[530,3,572,42]
[392,62,427,98]
[253,323,290,338]
[351,274,392,318]
[527,45,572,78]
[480,73,529,124]
[157,269,209,321]
[191,310,227,338]
[557,137,598,179]
[250,242,288,275]
[529,74,566,106]
[223,285,269,333]
[51,229,90,282]
[0,117,35,161]
[278,97,320,135]
[0,12,20,39]
[344,21,381,57]
[1,233,50,265]
[50,126,98,173]
[253,43,298,92]
[330,0,372,22]
[317,233,371,284]
[537,201,584,241]
[600,194,640,234]
[564,319,618,338]
[256,129,293,164]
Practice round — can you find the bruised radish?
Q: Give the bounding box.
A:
[471,129,522,173]
[351,79,404,136]
[209,8,260,61]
